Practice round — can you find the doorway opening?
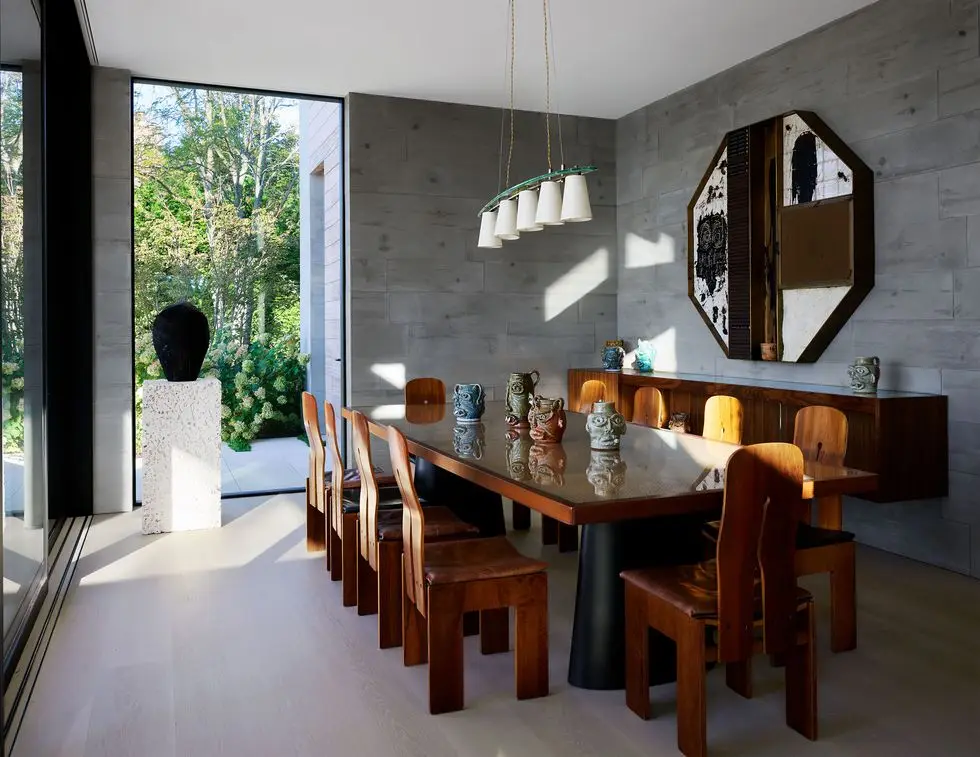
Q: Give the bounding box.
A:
[132,81,344,500]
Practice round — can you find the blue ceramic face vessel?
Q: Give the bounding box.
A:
[602,345,625,371]
[453,383,486,423]
[633,351,653,372]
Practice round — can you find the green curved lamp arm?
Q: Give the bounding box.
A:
[478,165,598,216]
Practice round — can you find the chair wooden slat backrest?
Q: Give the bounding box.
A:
[703,395,744,444]
[715,443,804,662]
[323,401,347,532]
[405,378,446,405]
[302,392,326,513]
[631,386,667,428]
[351,411,382,570]
[577,380,606,413]
[388,425,428,617]
[793,406,848,467]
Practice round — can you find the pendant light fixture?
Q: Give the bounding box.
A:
[476,0,596,248]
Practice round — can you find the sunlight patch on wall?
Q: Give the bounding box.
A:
[625,231,675,269]
[370,362,406,389]
[544,248,609,321]
[650,327,677,372]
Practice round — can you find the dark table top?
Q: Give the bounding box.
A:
[345,401,878,526]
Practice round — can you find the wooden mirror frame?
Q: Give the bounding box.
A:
[687,110,874,363]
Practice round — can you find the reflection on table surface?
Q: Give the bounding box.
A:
[352,401,749,507]
[349,401,877,511]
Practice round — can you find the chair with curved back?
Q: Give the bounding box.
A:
[631,386,668,428]
[302,392,328,554]
[406,377,446,405]
[388,424,550,714]
[577,379,606,413]
[322,400,399,606]
[702,405,856,655]
[350,410,479,647]
[702,395,744,444]
[622,443,817,757]
[792,405,855,653]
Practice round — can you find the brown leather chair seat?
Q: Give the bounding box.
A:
[376,507,479,542]
[702,520,855,550]
[622,560,812,620]
[329,466,396,489]
[795,522,855,548]
[423,537,548,585]
[339,487,403,515]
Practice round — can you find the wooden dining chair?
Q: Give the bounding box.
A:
[631,386,668,428]
[622,443,817,757]
[577,379,606,413]
[702,395,743,444]
[405,377,446,405]
[792,405,856,653]
[388,424,550,714]
[703,405,856,654]
[302,392,328,554]
[350,411,479,647]
[323,400,399,606]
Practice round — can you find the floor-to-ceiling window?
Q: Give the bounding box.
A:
[0,0,45,681]
[132,82,345,499]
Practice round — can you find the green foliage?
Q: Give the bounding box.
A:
[133,87,302,345]
[134,329,309,453]
[2,71,26,454]
[1,357,24,454]
[132,84,306,453]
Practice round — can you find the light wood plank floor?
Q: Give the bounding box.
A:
[14,493,980,757]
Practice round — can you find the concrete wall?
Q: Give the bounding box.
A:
[91,66,133,514]
[347,94,617,405]
[300,100,344,427]
[617,0,980,575]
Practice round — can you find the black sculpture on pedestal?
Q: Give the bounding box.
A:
[151,302,210,382]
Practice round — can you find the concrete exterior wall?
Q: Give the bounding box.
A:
[91,66,133,514]
[617,0,980,575]
[300,101,343,426]
[347,94,617,405]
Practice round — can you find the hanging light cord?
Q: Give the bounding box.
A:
[546,0,565,169]
[543,0,553,172]
[505,0,516,188]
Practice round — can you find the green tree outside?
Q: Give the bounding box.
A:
[134,86,307,451]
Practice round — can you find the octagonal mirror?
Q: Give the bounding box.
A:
[687,110,874,362]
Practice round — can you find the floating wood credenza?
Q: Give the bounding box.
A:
[568,368,947,503]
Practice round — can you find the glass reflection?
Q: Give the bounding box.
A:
[694,466,725,491]
[504,428,533,482]
[452,422,485,459]
[586,450,628,497]
[528,443,566,487]
[1,0,45,649]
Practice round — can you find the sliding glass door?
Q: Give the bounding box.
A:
[0,0,46,675]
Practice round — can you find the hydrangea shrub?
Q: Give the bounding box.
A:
[135,328,308,452]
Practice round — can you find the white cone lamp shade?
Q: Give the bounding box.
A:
[478,210,502,248]
[535,180,564,226]
[561,174,593,222]
[516,189,543,231]
[494,199,520,240]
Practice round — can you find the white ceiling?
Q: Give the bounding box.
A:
[86,0,877,119]
[1,0,40,64]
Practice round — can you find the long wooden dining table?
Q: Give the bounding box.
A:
[344,400,878,690]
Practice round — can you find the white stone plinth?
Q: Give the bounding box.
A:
[141,378,221,534]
